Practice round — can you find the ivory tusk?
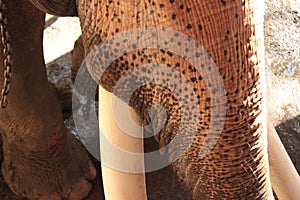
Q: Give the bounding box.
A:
[98,85,147,200]
[268,117,300,200]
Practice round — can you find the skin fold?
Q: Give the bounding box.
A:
[0,0,280,199]
[29,0,78,16]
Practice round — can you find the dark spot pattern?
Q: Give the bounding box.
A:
[77,0,271,199]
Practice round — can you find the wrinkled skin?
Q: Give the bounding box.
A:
[1,0,274,199]
[74,0,273,199]
[0,1,98,199]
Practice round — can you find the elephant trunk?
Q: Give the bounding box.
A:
[77,0,273,199]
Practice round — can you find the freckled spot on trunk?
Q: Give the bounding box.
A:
[198,24,203,30]
[186,24,192,29]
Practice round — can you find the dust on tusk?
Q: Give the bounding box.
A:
[268,116,300,200]
[98,85,147,200]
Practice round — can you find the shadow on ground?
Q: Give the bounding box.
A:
[275,115,300,173]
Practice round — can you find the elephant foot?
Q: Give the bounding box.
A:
[1,126,96,200]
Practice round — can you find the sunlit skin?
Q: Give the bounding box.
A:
[0,0,278,199]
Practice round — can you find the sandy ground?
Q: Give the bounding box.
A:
[264,0,300,173]
[0,0,299,199]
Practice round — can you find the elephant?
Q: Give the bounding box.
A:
[1,0,300,199]
[0,1,99,199]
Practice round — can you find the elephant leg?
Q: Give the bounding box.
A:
[0,1,96,199]
[71,35,84,83]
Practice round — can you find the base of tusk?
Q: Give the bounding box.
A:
[98,85,147,200]
[268,116,300,200]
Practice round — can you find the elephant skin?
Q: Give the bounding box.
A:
[29,0,78,16]
[1,0,276,199]
[76,0,273,199]
[0,1,97,199]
